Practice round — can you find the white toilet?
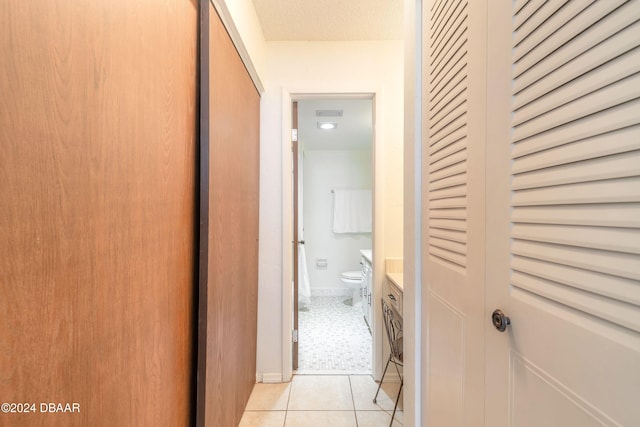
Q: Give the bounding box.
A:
[341,270,364,305]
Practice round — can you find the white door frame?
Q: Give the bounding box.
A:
[404,1,423,426]
[281,89,384,382]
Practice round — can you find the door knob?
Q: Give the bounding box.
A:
[297,240,305,245]
[491,309,511,332]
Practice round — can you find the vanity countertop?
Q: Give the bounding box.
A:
[360,249,372,263]
[386,272,404,291]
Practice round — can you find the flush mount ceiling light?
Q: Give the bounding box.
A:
[317,121,337,130]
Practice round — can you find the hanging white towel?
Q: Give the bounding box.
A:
[332,189,372,233]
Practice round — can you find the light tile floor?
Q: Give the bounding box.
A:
[240,374,403,427]
[298,296,372,373]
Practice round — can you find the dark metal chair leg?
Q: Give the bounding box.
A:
[389,379,403,427]
[373,353,392,403]
[375,298,403,426]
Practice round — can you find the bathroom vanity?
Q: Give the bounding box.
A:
[360,249,373,331]
[385,272,403,315]
[385,258,403,315]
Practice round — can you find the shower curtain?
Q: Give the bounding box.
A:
[298,237,311,309]
[297,142,311,309]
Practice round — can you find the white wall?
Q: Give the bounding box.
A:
[214,0,266,85]
[303,150,373,293]
[258,40,404,380]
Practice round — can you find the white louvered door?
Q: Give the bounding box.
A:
[422,0,488,425]
[486,1,640,426]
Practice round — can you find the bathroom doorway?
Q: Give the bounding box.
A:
[293,96,374,374]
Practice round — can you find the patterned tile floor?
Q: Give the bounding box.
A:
[297,296,372,374]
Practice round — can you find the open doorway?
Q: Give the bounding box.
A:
[293,96,374,374]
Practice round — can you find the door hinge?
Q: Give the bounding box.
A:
[292,329,298,343]
[291,128,298,142]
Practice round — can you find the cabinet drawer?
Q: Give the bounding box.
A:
[386,280,402,314]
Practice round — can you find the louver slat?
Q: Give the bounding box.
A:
[513,0,531,16]
[511,240,640,282]
[430,148,466,172]
[428,0,469,270]
[512,204,640,228]
[511,224,640,254]
[512,256,640,305]
[511,271,640,332]
[512,176,640,206]
[429,207,466,220]
[513,46,640,126]
[510,1,640,331]
[430,136,466,164]
[513,0,572,47]
[512,99,640,157]
[512,151,640,190]
[432,2,468,69]
[513,1,628,86]
[511,125,640,174]
[430,122,466,155]
[430,227,466,244]
[512,73,640,142]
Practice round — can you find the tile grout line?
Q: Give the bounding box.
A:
[283,376,294,427]
[349,375,359,427]
[241,374,404,426]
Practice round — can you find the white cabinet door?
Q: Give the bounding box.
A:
[361,257,369,323]
[421,0,488,424]
[362,257,373,328]
[485,1,640,426]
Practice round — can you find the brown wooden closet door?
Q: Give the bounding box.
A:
[197,3,260,427]
[0,1,198,426]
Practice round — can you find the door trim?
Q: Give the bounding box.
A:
[208,0,264,94]
[196,2,209,425]
[405,1,424,426]
[292,101,299,370]
[281,89,382,382]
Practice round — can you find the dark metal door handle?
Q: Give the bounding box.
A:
[297,240,305,245]
[492,309,511,332]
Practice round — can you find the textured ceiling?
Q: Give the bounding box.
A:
[252,0,403,41]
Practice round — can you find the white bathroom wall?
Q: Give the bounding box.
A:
[303,150,373,294]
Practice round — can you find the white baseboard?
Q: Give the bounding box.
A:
[310,287,351,297]
[256,372,283,383]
